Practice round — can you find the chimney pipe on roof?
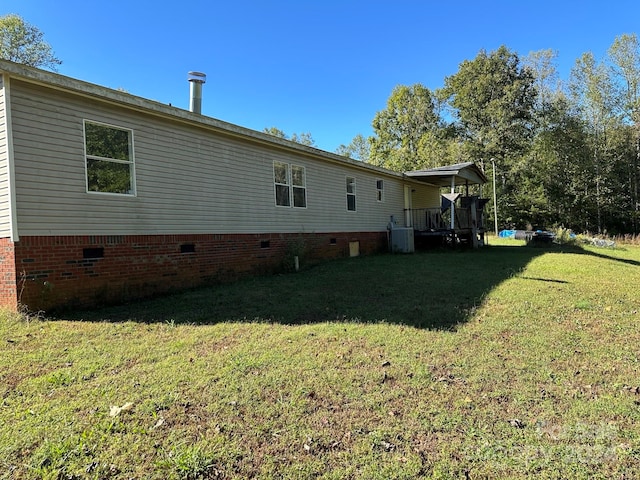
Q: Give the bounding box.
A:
[188,71,206,114]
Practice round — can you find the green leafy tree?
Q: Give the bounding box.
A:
[263,127,316,147]
[524,49,563,130]
[524,50,561,100]
[336,133,371,161]
[608,34,640,124]
[520,44,639,234]
[442,45,536,161]
[263,127,287,138]
[517,50,577,228]
[441,45,537,228]
[290,132,315,147]
[520,95,592,229]
[369,84,447,171]
[608,34,640,232]
[569,52,621,233]
[0,14,61,70]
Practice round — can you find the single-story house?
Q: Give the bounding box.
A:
[0,60,486,312]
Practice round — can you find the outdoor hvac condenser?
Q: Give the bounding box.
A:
[390,227,415,253]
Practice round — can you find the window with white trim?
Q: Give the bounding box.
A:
[274,161,306,208]
[346,176,356,211]
[291,165,307,208]
[274,161,290,206]
[376,179,384,202]
[84,120,135,195]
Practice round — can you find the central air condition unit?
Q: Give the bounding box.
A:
[391,227,415,253]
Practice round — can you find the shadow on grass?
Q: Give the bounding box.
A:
[62,244,561,330]
[573,247,640,267]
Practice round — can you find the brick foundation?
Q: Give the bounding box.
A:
[1,231,387,312]
[0,237,18,311]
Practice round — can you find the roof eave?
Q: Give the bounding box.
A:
[404,163,488,186]
[0,59,407,180]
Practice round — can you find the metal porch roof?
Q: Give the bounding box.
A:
[404,161,488,186]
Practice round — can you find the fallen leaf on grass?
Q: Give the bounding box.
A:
[109,402,134,417]
[380,440,396,452]
[508,419,525,429]
[152,417,165,429]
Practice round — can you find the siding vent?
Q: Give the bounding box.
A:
[180,243,196,254]
[83,247,104,259]
[260,240,270,249]
[330,238,337,245]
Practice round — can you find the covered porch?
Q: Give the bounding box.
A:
[404,162,489,248]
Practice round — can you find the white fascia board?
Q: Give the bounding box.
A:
[1,73,19,241]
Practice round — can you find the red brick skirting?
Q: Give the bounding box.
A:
[0,237,18,311]
[0,232,387,312]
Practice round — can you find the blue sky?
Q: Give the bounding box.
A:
[4,1,640,152]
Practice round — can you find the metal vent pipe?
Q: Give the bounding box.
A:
[188,71,206,114]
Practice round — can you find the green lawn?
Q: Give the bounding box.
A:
[2,241,640,479]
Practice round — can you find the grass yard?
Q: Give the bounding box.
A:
[1,240,640,479]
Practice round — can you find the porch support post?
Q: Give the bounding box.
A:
[450,176,455,230]
[470,196,479,248]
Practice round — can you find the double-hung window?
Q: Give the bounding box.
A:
[84,120,135,195]
[376,179,384,202]
[274,161,291,206]
[291,165,306,208]
[346,176,356,211]
[274,161,306,208]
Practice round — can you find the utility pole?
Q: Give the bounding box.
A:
[491,158,498,236]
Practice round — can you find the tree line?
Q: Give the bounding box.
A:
[335,37,640,235]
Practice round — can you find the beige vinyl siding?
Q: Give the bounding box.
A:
[411,183,441,209]
[10,80,437,236]
[0,75,12,238]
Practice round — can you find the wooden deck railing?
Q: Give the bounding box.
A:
[409,207,485,231]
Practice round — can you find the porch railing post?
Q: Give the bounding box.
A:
[450,177,455,230]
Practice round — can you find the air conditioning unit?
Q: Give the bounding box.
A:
[391,227,415,253]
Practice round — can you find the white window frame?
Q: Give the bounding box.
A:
[291,164,307,208]
[346,176,356,212]
[376,179,384,202]
[274,161,291,207]
[273,161,307,208]
[83,120,136,196]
